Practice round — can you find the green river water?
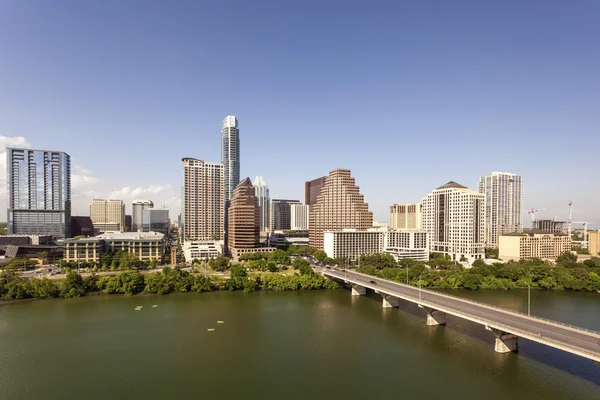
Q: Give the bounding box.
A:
[0,289,598,399]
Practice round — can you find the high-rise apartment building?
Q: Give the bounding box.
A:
[182,158,224,241]
[270,199,301,231]
[90,199,125,233]
[305,176,326,206]
[221,115,240,203]
[227,178,260,258]
[253,176,270,232]
[309,169,373,249]
[478,172,523,247]
[290,204,309,230]
[132,200,154,232]
[390,203,422,229]
[422,181,485,261]
[7,148,71,238]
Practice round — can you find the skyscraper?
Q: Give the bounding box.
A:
[7,147,71,237]
[132,200,154,232]
[221,115,240,202]
[422,181,485,262]
[478,172,523,247]
[305,176,326,206]
[227,178,260,260]
[142,208,170,235]
[270,199,301,231]
[253,176,270,232]
[290,204,310,230]
[390,203,422,229]
[309,169,373,249]
[182,158,224,241]
[90,199,125,233]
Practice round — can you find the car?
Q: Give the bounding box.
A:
[369,280,376,284]
[325,266,330,269]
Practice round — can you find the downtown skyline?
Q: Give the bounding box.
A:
[0,1,599,224]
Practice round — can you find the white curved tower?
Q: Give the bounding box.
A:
[221,115,240,203]
[253,176,270,232]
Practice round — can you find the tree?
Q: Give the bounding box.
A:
[150,258,158,269]
[292,258,310,270]
[314,250,327,262]
[269,249,291,266]
[230,264,247,279]
[209,256,230,272]
[61,272,85,298]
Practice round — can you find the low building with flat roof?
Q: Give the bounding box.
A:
[64,231,165,263]
[183,241,223,261]
[498,230,571,261]
[323,229,429,262]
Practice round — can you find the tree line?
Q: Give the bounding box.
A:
[356,252,600,291]
[0,264,337,301]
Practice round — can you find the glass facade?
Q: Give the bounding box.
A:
[142,209,170,235]
[7,148,71,237]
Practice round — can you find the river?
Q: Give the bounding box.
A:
[0,289,598,399]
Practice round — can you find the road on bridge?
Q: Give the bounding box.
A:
[319,266,600,363]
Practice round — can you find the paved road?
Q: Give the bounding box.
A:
[320,266,600,363]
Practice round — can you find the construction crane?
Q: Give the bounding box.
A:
[528,208,546,223]
[568,200,573,237]
[571,221,592,248]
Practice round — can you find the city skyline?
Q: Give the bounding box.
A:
[1,2,599,225]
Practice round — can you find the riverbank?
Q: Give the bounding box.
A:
[0,267,338,303]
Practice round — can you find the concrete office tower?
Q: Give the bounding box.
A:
[142,208,170,235]
[305,176,326,206]
[309,169,373,249]
[132,200,154,232]
[290,204,309,230]
[270,199,301,231]
[7,148,71,238]
[221,115,240,203]
[478,172,523,247]
[182,158,224,241]
[227,178,260,255]
[253,176,270,232]
[422,181,485,262]
[90,199,126,232]
[589,231,600,256]
[390,203,422,229]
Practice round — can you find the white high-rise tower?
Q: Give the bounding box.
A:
[253,176,270,232]
[422,181,485,262]
[221,116,240,203]
[478,172,523,247]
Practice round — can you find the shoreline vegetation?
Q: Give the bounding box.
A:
[0,265,338,302]
[2,246,599,303]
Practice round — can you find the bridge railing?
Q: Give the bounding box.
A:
[325,268,600,337]
[324,268,600,361]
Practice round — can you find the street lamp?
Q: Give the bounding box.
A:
[406,266,409,285]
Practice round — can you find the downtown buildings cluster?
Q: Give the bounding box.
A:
[2,116,597,267]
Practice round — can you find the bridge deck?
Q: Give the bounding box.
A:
[321,267,600,363]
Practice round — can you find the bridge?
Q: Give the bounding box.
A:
[319,267,600,363]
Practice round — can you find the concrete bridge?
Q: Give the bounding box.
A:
[320,267,600,363]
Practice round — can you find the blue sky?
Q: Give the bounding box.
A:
[1,0,599,225]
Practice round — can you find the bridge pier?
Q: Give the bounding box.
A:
[376,292,399,308]
[350,284,366,296]
[420,306,447,326]
[487,327,518,353]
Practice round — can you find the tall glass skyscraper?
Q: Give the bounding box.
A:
[252,176,270,232]
[7,148,71,237]
[221,115,240,202]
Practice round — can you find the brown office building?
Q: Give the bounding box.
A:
[305,176,327,206]
[227,178,260,259]
[309,169,373,249]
